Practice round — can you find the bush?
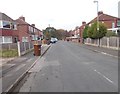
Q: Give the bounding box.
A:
[106,30,117,37]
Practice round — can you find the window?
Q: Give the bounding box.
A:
[12,22,17,30]
[3,21,11,29]
[0,21,2,28]
[31,35,38,40]
[29,26,34,33]
[22,37,28,42]
[0,36,3,44]
[112,22,115,28]
[3,36,12,43]
[117,20,120,27]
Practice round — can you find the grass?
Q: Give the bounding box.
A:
[0,49,18,58]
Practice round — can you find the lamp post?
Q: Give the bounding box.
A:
[94,0,100,46]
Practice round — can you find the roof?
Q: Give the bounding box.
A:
[16,18,42,32]
[0,12,14,21]
[15,18,29,25]
[87,13,120,25]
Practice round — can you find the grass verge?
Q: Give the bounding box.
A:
[0,49,18,58]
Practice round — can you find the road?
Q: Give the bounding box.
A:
[14,41,118,92]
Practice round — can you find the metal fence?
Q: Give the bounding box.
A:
[84,37,119,50]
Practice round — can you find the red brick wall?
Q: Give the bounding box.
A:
[90,14,118,29]
[17,24,30,42]
[1,29,13,36]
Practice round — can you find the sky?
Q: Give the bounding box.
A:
[0,0,119,31]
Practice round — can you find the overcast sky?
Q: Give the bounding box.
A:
[0,0,119,30]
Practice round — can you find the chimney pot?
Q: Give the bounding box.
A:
[32,24,35,27]
[19,16,25,21]
[98,11,103,15]
[82,21,86,25]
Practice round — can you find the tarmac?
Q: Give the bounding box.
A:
[81,44,119,58]
[0,42,119,93]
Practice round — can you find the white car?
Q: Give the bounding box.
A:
[50,38,58,43]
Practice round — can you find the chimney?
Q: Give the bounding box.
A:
[98,11,103,15]
[32,24,35,27]
[19,16,25,21]
[82,21,86,25]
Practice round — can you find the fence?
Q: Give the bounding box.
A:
[84,37,119,50]
[1,43,18,50]
[1,42,34,57]
[18,42,34,56]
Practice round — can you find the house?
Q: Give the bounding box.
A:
[77,11,120,44]
[79,21,86,43]
[0,12,18,44]
[0,12,43,44]
[16,16,42,43]
[87,11,120,34]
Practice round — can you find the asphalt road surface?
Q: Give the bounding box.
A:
[15,41,118,92]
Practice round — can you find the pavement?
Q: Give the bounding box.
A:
[1,44,51,93]
[79,43,118,58]
[13,41,118,92]
[0,44,50,67]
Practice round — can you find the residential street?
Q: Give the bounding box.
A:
[14,41,118,92]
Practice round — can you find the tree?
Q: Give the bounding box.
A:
[83,25,89,39]
[98,22,107,39]
[43,27,68,40]
[43,27,57,39]
[88,22,107,39]
[56,29,68,40]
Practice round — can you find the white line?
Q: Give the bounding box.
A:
[95,50,118,58]
[94,69,114,84]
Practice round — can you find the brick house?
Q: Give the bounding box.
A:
[87,11,120,33]
[78,21,86,43]
[0,12,18,44]
[78,11,120,43]
[0,12,42,44]
[16,16,42,43]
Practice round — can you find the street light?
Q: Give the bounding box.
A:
[94,0,100,46]
[93,0,99,31]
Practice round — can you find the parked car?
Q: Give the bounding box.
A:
[50,38,58,43]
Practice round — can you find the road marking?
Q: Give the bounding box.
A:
[92,49,118,58]
[94,69,114,84]
[14,64,26,72]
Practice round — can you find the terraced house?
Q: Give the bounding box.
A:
[0,12,42,44]
[16,16,42,43]
[0,12,18,44]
